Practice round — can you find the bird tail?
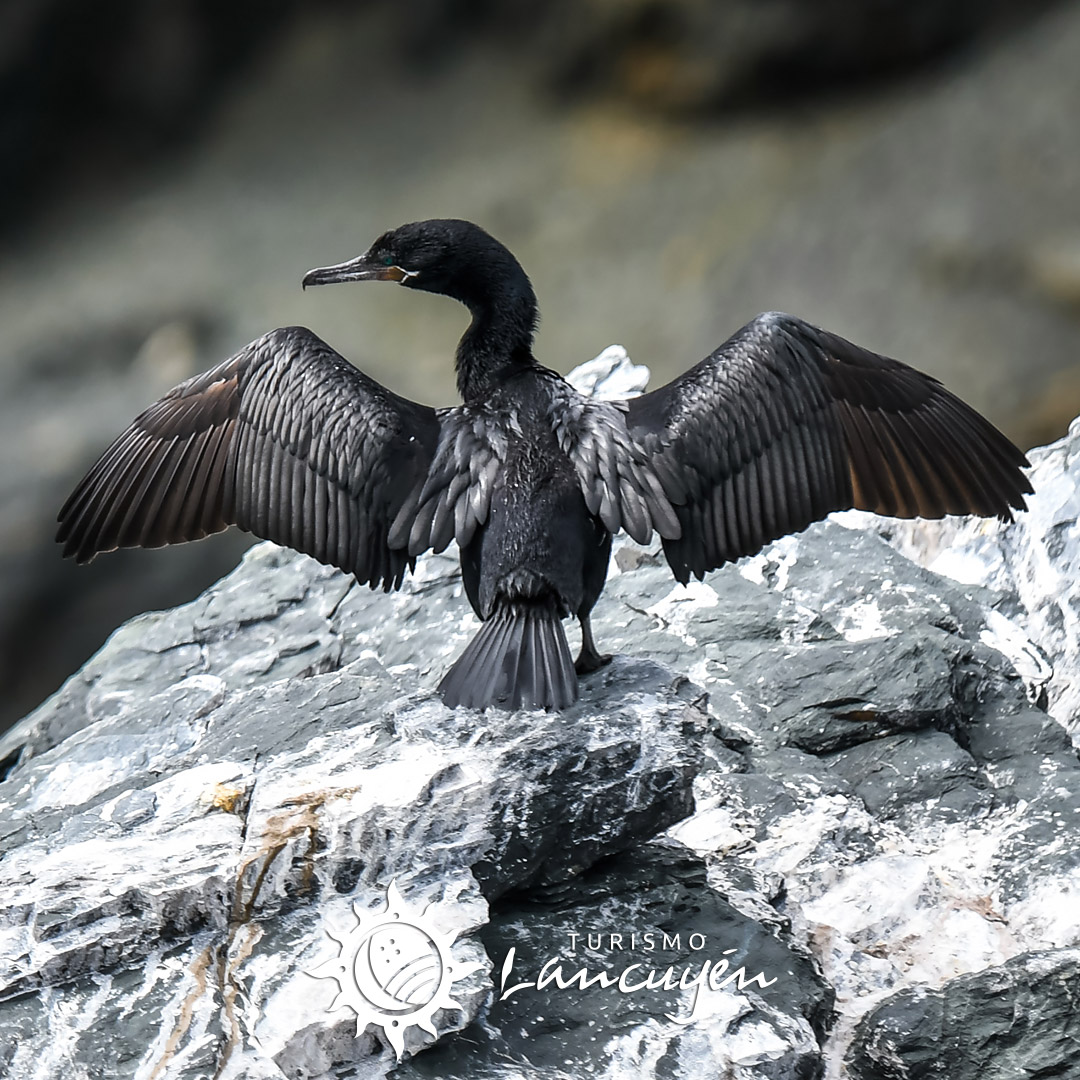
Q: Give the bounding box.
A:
[438,598,578,711]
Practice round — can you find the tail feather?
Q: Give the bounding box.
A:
[438,599,578,711]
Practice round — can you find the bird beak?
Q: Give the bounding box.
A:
[301,253,414,289]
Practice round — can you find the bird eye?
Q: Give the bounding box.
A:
[383,255,395,267]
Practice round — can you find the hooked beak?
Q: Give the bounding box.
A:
[301,253,415,289]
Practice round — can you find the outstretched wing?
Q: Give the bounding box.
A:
[57,326,442,590]
[627,311,1032,583]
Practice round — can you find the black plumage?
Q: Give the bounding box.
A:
[57,219,1032,710]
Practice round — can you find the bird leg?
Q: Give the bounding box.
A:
[575,615,612,675]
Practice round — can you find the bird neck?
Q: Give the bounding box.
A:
[455,285,539,402]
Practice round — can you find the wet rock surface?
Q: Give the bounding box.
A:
[877,417,1080,743]
[0,542,708,1076]
[846,948,1080,1080]
[403,843,834,1080]
[4,395,1080,1077]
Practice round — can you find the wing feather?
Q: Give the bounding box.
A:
[57,326,443,590]
[627,311,1031,583]
[405,406,511,556]
[549,382,680,544]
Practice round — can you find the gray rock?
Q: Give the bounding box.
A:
[0,542,707,1075]
[820,731,988,822]
[399,842,834,1080]
[874,417,1080,742]
[846,948,1080,1080]
[5,356,1080,1077]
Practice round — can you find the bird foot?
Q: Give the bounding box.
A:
[575,650,612,676]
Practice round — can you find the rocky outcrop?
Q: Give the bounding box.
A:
[874,418,1080,740]
[3,351,1080,1077]
[847,949,1080,1080]
[0,554,707,1073]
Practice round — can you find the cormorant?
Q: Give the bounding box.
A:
[57,219,1032,711]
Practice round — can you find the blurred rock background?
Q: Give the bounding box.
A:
[1,0,1079,731]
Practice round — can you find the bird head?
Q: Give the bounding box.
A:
[301,219,533,316]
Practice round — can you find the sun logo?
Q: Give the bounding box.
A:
[308,880,484,1060]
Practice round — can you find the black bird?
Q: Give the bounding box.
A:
[57,219,1032,710]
